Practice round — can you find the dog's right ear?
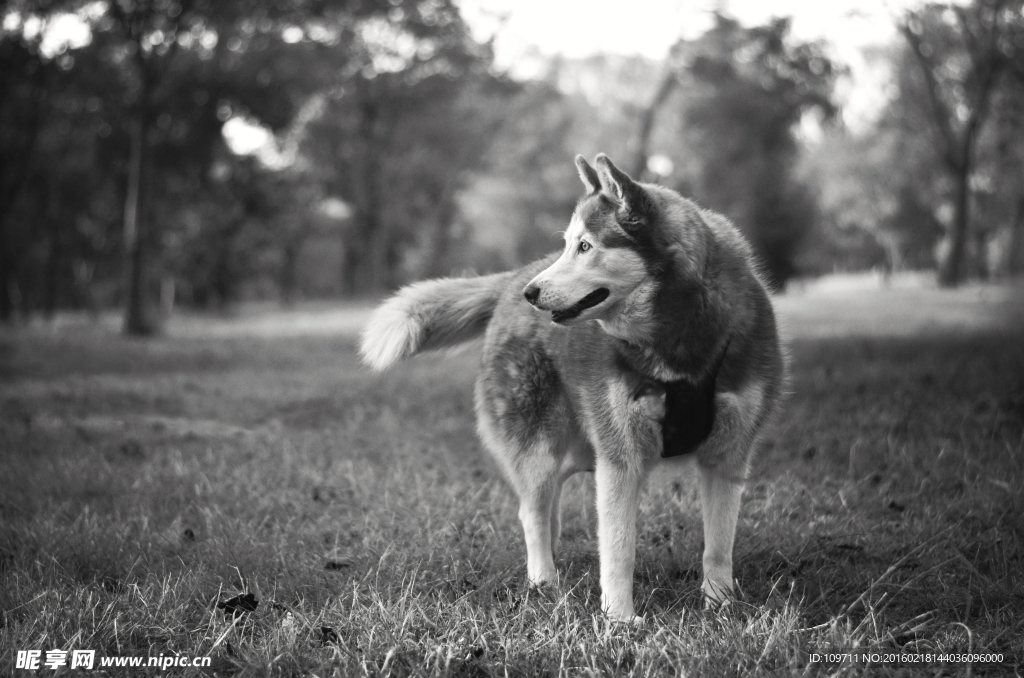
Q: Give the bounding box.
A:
[575,155,600,195]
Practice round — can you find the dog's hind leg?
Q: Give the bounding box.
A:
[550,478,564,557]
[516,466,559,586]
[698,464,744,607]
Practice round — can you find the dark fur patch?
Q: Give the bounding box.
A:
[660,376,717,457]
[486,337,561,442]
[659,337,731,458]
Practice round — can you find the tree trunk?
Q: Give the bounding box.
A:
[0,213,20,322]
[211,219,244,311]
[973,219,989,281]
[366,210,388,292]
[159,275,175,318]
[345,77,391,295]
[341,233,361,295]
[43,220,60,320]
[40,176,61,319]
[1008,195,1024,277]
[0,236,11,323]
[73,258,99,319]
[349,207,387,294]
[280,242,298,307]
[16,274,30,321]
[425,196,458,279]
[631,70,677,179]
[0,59,45,324]
[938,162,970,287]
[123,109,157,335]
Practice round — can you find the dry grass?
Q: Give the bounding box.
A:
[2,280,1023,676]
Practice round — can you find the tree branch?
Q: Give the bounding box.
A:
[961,2,1006,163]
[899,20,962,169]
[630,69,678,178]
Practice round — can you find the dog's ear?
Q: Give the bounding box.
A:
[575,155,600,194]
[595,154,652,228]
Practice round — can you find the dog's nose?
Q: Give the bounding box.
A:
[523,284,541,304]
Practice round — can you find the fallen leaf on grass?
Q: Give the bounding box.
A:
[320,626,340,645]
[835,543,865,551]
[217,592,258,618]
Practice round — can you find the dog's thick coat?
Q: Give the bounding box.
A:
[361,154,785,622]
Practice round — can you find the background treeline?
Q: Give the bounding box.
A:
[2,0,1023,333]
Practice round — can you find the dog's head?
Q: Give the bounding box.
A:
[523,154,663,327]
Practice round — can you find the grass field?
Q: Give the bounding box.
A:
[2,278,1023,676]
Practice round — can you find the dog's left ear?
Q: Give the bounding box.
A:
[595,154,652,227]
[575,155,600,194]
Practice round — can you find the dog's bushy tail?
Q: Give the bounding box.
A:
[359,272,513,371]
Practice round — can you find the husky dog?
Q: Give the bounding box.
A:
[360,154,785,623]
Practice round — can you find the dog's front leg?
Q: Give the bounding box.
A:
[698,465,743,607]
[594,459,645,623]
[695,382,764,607]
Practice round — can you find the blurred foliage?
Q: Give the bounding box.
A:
[460,55,656,273]
[303,20,513,293]
[894,0,1024,285]
[800,48,948,277]
[2,0,1024,329]
[802,0,1024,284]
[661,14,842,289]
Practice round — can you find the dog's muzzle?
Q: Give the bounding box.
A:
[550,288,610,324]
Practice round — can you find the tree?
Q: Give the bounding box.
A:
[1,0,511,315]
[304,0,508,293]
[657,15,840,288]
[97,0,201,334]
[88,0,411,331]
[0,8,49,321]
[898,0,1024,286]
[166,152,327,309]
[974,60,1024,277]
[100,0,293,331]
[456,55,662,273]
[1,2,130,322]
[458,78,580,270]
[802,91,947,276]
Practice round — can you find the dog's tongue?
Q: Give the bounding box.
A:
[551,288,610,323]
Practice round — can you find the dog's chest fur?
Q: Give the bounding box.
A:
[615,336,729,458]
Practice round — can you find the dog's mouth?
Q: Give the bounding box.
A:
[551,288,610,324]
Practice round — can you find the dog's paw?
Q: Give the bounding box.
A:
[606,612,645,626]
[527,574,558,590]
[701,578,735,610]
[526,558,558,589]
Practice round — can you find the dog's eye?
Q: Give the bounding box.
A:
[578,240,592,253]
